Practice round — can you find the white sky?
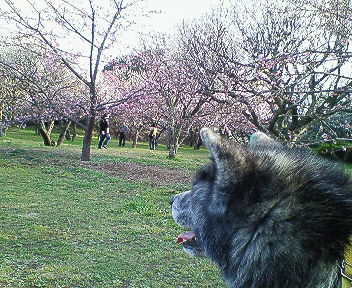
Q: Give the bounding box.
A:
[0,0,225,68]
[116,0,223,54]
[146,0,220,29]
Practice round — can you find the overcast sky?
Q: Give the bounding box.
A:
[116,0,224,53]
[146,0,221,30]
[0,0,226,63]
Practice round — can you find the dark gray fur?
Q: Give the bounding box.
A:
[171,128,352,288]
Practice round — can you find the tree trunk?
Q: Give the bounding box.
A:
[81,116,95,161]
[65,124,77,141]
[71,124,77,141]
[131,125,145,148]
[166,101,178,159]
[131,130,139,148]
[81,84,97,161]
[167,125,180,159]
[56,121,72,146]
[0,123,6,137]
[168,144,177,159]
[0,110,6,137]
[37,121,56,146]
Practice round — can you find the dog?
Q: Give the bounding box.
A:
[170,128,352,288]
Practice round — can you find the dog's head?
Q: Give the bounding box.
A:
[170,127,352,287]
[170,128,280,258]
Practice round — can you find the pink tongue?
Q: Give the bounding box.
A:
[177,231,196,244]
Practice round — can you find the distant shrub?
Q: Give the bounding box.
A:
[312,141,352,163]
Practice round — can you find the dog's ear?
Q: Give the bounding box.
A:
[201,128,270,207]
[200,127,223,161]
[249,132,281,149]
[200,127,244,188]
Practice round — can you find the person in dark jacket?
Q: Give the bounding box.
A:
[98,113,111,149]
[149,123,157,150]
[118,123,129,147]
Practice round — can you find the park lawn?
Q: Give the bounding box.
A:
[0,128,224,288]
[1,128,352,287]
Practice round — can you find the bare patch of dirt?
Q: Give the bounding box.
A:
[1,147,194,187]
[77,161,194,187]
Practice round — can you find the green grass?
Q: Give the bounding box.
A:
[0,128,223,288]
[2,128,352,288]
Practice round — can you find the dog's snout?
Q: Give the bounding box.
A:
[169,196,176,205]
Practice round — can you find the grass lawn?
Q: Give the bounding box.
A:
[0,128,224,288]
[1,127,352,288]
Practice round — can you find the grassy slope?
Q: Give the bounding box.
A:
[0,128,224,288]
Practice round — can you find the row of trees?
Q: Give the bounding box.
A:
[104,0,352,156]
[0,0,148,160]
[177,0,352,141]
[1,0,352,160]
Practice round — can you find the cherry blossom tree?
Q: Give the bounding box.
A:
[0,63,24,137]
[0,0,149,160]
[104,31,259,152]
[143,47,213,157]
[0,44,88,145]
[179,0,352,143]
[233,0,352,142]
[101,53,161,147]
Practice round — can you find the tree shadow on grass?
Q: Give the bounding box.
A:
[0,147,193,188]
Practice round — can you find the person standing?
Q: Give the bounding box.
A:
[119,123,129,147]
[194,128,202,150]
[98,113,111,149]
[149,123,157,150]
